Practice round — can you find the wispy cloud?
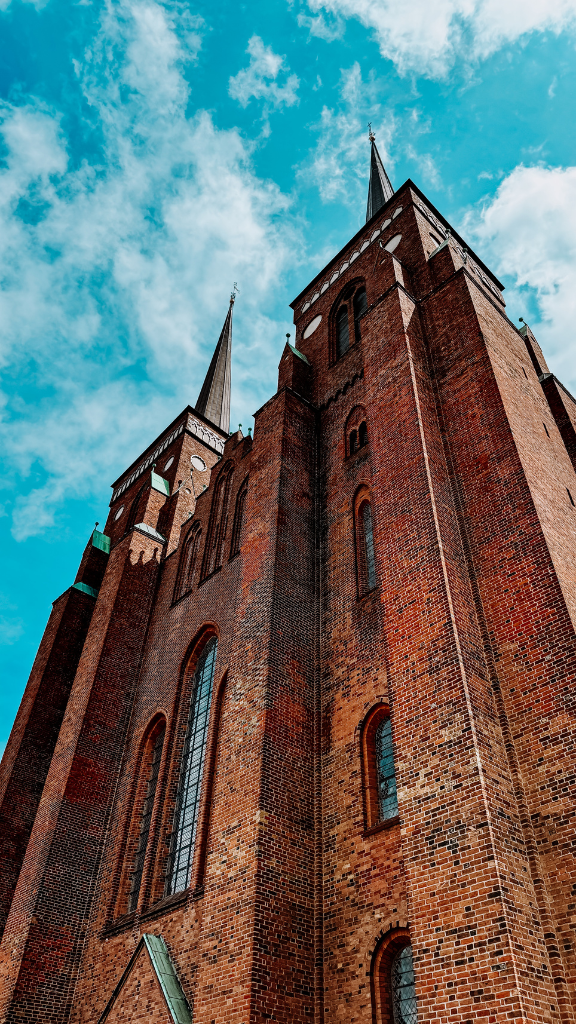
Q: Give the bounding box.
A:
[297,0,576,78]
[228,36,300,111]
[298,62,396,206]
[466,163,576,390]
[0,0,299,540]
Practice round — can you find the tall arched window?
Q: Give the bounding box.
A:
[359,421,368,448]
[230,478,248,558]
[358,500,377,592]
[202,465,233,579]
[361,704,399,831]
[336,305,350,359]
[174,524,201,601]
[353,286,368,340]
[375,717,398,820]
[128,721,165,912]
[391,945,417,1023]
[372,931,417,1024]
[166,637,218,895]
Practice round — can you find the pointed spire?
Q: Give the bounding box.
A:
[195,290,236,434]
[366,127,394,223]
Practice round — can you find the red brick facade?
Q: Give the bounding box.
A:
[1,179,575,1024]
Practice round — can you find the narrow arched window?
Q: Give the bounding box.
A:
[174,525,201,601]
[166,637,218,895]
[349,429,358,455]
[375,717,398,820]
[230,479,248,558]
[359,421,368,448]
[202,466,233,579]
[391,945,417,1023]
[353,287,368,340]
[361,501,377,592]
[336,305,349,359]
[128,722,165,913]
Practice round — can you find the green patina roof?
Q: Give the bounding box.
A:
[72,582,99,598]
[144,934,192,1024]
[92,529,111,554]
[288,342,311,365]
[97,933,191,1024]
[151,470,170,496]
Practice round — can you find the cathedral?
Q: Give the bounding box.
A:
[1,136,576,1024]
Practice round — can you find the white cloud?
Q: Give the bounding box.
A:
[0,0,299,540]
[298,0,576,77]
[298,62,395,206]
[466,163,576,390]
[228,35,300,110]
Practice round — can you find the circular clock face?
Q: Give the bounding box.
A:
[303,314,322,339]
[164,456,174,471]
[114,505,125,521]
[191,455,206,472]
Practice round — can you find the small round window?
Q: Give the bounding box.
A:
[191,455,206,472]
[384,234,402,253]
[114,505,125,521]
[163,456,174,471]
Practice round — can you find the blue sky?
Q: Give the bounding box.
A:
[2,0,576,748]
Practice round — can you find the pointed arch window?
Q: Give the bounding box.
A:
[353,286,368,340]
[230,478,248,559]
[336,305,350,359]
[202,465,233,579]
[372,931,417,1024]
[174,524,201,601]
[362,704,399,831]
[166,637,218,895]
[128,722,165,912]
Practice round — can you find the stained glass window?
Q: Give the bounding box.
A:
[375,717,398,820]
[391,945,417,1024]
[362,502,377,591]
[336,306,349,359]
[129,723,165,912]
[166,637,218,894]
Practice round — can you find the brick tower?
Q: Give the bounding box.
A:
[1,138,576,1024]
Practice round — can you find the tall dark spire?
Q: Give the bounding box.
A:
[366,129,394,222]
[195,292,234,434]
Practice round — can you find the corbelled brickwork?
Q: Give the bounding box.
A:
[0,174,575,1024]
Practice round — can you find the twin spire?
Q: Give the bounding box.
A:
[196,135,393,432]
[366,128,394,222]
[195,291,235,435]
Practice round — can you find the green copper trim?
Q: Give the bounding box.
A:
[151,470,170,496]
[97,933,191,1024]
[72,582,99,598]
[143,934,192,1024]
[92,529,111,554]
[287,342,311,365]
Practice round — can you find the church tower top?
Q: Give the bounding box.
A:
[195,291,235,434]
[366,128,394,222]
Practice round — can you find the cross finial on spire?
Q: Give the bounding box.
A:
[366,127,394,222]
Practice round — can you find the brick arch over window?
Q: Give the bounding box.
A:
[371,927,416,1024]
[163,627,222,896]
[361,703,399,831]
[173,522,202,602]
[353,485,377,596]
[330,278,367,363]
[345,405,369,458]
[201,462,234,580]
[115,713,167,918]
